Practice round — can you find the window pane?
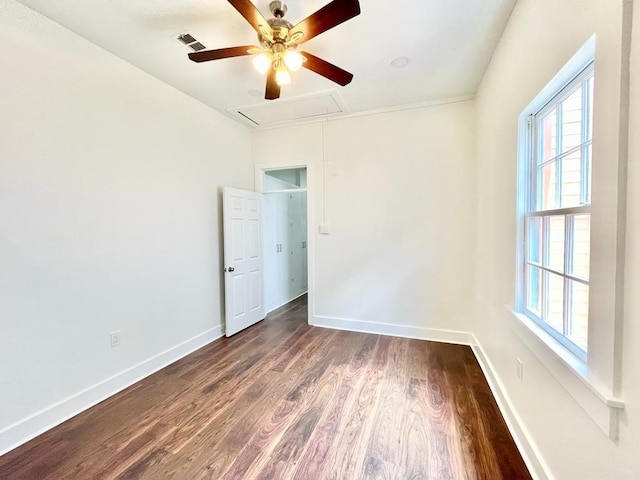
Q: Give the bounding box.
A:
[570,214,591,279]
[264,167,307,190]
[568,280,589,351]
[527,265,542,315]
[539,109,557,163]
[544,271,565,333]
[561,149,583,207]
[560,86,583,153]
[540,162,558,210]
[527,217,542,264]
[545,216,565,272]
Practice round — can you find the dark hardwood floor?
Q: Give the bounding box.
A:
[0,296,532,479]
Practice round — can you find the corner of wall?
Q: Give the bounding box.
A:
[0,327,222,456]
[470,336,553,480]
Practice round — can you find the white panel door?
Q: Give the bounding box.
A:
[223,187,265,337]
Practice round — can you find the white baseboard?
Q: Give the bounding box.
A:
[470,336,553,480]
[0,325,222,456]
[310,314,475,345]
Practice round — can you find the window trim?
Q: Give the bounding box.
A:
[513,35,625,439]
[520,62,594,362]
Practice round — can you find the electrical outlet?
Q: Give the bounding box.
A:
[516,358,524,381]
[110,331,121,348]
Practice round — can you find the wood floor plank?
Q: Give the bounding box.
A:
[427,361,468,479]
[217,330,341,480]
[0,296,532,480]
[291,333,378,480]
[321,335,391,480]
[118,448,172,480]
[396,339,431,480]
[133,368,289,479]
[362,336,410,479]
[160,328,338,479]
[158,315,310,455]
[254,367,337,479]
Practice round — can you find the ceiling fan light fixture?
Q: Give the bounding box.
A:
[188,0,362,100]
[284,50,304,71]
[276,66,291,86]
[253,53,272,75]
[275,66,291,86]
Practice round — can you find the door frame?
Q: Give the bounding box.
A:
[255,161,313,325]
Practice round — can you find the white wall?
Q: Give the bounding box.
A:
[253,101,477,340]
[0,0,251,453]
[622,0,640,474]
[474,0,640,478]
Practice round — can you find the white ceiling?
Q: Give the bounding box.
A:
[15,0,516,126]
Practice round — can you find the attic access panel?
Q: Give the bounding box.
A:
[230,91,347,127]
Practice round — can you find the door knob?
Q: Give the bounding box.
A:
[226,267,235,272]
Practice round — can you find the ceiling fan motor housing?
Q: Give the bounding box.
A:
[259,17,292,47]
[269,1,287,18]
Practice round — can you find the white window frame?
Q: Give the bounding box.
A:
[512,36,625,440]
[521,63,594,362]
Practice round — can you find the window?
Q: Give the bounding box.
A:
[262,167,307,192]
[513,35,627,440]
[521,63,594,360]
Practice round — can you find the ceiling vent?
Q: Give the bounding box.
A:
[177,33,206,52]
[230,91,348,127]
[177,33,196,45]
[189,42,206,52]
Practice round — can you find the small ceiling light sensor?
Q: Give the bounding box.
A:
[248,89,263,98]
[391,56,410,68]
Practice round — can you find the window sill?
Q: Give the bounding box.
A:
[506,306,624,439]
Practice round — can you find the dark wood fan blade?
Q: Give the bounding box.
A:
[228,0,273,38]
[265,69,281,100]
[188,46,255,63]
[290,0,360,44]
[300,51,353,86]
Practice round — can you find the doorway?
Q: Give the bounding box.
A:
[260,167,309,314]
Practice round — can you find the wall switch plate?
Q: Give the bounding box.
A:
[110,331,121,348]
[319,223,330,234]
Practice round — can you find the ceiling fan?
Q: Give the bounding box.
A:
[188,0,361,100]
